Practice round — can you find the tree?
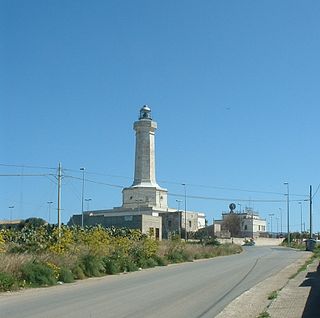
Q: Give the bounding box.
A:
[19,217,47,229]
[222,213,241,237]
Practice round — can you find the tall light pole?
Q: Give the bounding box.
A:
[176,199,182,237]
[269,213,274,236]
[298,202,303,233]
[182,183,187,241]
[284,182,290,247]
[279,208,283,234]
[85,198,92,212]
[80,167,85,227]
[9,206,14,222]
[47,201,53,224]
[237,203,242,213]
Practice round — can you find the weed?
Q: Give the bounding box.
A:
[58,267,74,283]
[21,261,57,286]
[0,272,17,291]
[268,290,278,300]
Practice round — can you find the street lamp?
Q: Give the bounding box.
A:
[9,206,14,222]
[284,182,290,247]
[47,201,53,224]
[85,198,92,211]
[298,202,303,233]
[269,213,274,236]
[182,183,187,241]
[176,199,182,237]
[279,208,283,235]
[80,167,85,227]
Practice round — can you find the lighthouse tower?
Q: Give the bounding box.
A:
[122,106,168,210]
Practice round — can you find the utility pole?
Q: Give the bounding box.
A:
[284,182,290,247]
[80,167,85,227]
[309,185,312,239]
[298,202,302,234]
[182,183,187,241]
[57,162,62,235]
[47,201,53,224]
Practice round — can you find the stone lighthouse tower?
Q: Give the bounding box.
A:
[122,106,168,210]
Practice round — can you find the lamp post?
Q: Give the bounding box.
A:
[47,201,53,224]
[80,167,85,227]
[284,182,290,247]
[182,183,187,241]
[85,198,92,212]
[237,203,242,213]
[298,202,303,233]
[279,208,283,235]
[269,213,274,236]
[9,206,14,222]
[176,199,182,237]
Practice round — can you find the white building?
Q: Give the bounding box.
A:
[215,207,267,238]
[69,106,205,239]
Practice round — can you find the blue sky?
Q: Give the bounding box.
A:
[1,0,320,233]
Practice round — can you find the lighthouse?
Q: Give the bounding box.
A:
[122,106,168,209]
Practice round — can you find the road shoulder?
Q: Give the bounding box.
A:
[216,250,312,318]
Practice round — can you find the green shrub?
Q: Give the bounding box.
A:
[58,267,74,283]
[21,261,57,286]
[0,272,17,291]
[72,265,86,280]
[124,260,138,272]
[80,254,104,277]
[152,255,167,266]
[138,257,158,269]
[102,258,121,275]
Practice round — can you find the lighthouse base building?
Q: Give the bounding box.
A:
[68,106,205,240]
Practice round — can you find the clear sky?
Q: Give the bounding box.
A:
[1,0,320,233]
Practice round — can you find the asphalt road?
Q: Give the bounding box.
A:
[0,246,306,318]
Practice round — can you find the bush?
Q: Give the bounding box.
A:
[58,267,74,283]
[102,258,121,275]
[152,255,167,266]
[0,272,17,291]
[80,254,104,277]
[21,261,57,286]
[72,265,86,280]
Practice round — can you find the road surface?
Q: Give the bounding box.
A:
[0,246,307,318]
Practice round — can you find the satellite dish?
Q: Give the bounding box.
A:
[229,203,236,212]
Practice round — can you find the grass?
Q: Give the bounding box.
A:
[289,256,315,279]
[257,311,270,318]
[267,290,278,300]
[0,240,243,292]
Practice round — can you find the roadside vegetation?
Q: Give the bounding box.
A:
[0,221,242,292]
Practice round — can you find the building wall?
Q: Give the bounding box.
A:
[68,214,162,239]
[122,186,168,209]
[160,211,201,239]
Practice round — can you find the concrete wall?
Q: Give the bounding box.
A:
[68,213,162,239]
[218,237,285,246]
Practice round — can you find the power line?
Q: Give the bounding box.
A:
[0,163,56,170]
[312,184,320,199]
[64,175,124,189]
[0,174,51,177]
[168,192,287,203]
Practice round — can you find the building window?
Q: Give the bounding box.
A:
[168,220,172,227]
[129,196,133,200]
[244,225,247,230]
[189,221,192,228]
[149,227,155,237]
